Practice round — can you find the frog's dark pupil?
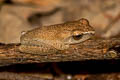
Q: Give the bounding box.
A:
[73,35,83,40]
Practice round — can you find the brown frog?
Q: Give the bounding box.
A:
[19,18,95,54]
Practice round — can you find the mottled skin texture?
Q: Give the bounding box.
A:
[19,18,95,54]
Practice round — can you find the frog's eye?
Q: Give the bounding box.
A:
[64,33,93,45]
[72,34,83,40]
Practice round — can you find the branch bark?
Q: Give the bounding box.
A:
[0,38,120,66]
[0,72,120,80]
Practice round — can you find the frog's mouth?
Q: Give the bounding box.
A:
[63,31,95,45]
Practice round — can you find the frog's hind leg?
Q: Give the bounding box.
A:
[18,44,58,55]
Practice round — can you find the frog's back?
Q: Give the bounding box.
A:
[20,18,94,42]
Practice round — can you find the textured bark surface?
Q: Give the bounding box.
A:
[0,72,120,80]
[0,38,120,66]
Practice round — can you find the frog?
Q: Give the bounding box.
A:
[19,18,95,54]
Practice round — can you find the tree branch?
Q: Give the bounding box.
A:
[0,72,120,80]
[0,38,120,66]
